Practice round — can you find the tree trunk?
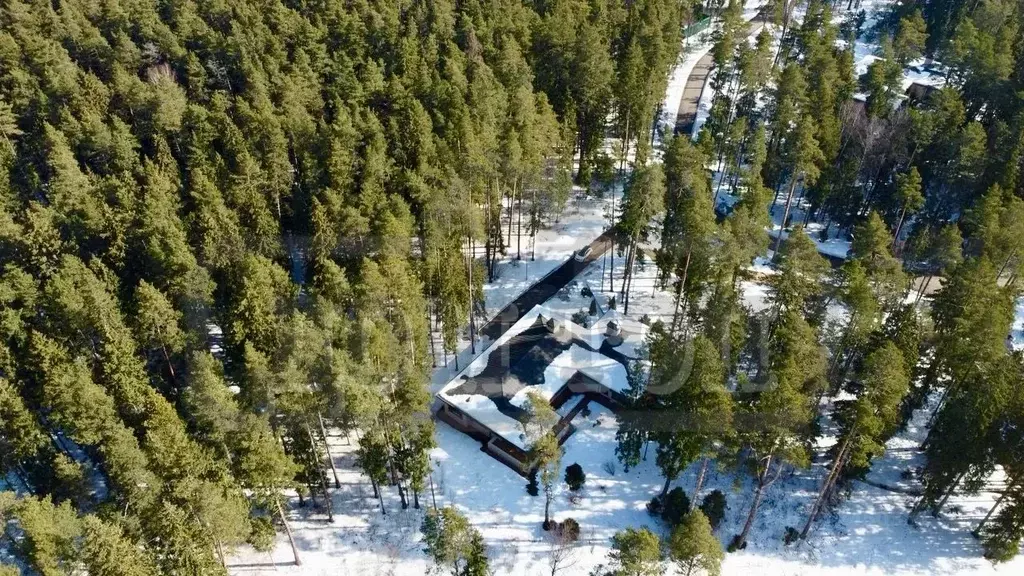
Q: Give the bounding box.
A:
[973,485,1011,536]
[215,539,226,569]
[609,199,616,294]
[601,251,607,292]
[318,412,341,489]
[772,6,793,71]
[671,249,693,334]
[397,477,408,510]
[276,497,302,566]
[306,424,334,522]
[517,181,523,260]
[544,492,552,527]
[694,458,709,497]
[620,115,631,177]
[914,274,933,304]
[772,175,800,260]
[926,382,956,432]
[622,236,639,314]
[661,476,672,497]
[771,177,784,213]
[892,205,908,250]
[429,472,439,510]
[736,477,765,550]
[507,183,515,249]
[800,434,853,540]
[931,471,965,517]
[713,159,728,206]
[467,236,476,355]
[428,302,437,368]
[998,248,1018,280]
[826,312,859,396]
[532,187,538,261]
[161,345,176,383]
[485,183,493,281]
[908,493,927,525]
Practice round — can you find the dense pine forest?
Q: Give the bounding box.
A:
[0,0,1023,574]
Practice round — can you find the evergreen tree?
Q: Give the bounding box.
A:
[608,527,663,576]
[732,307,824,550]
[892,167,925,245]
[772,115,825,260]
[616,346,654,472]
[131,280,186,384]
[669,510,724,576]
[421,506,487,576]
[619,163,666,313]
[659,137,715,334]
[801,343,910,539]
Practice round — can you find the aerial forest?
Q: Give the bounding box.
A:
[1,0,1024,574]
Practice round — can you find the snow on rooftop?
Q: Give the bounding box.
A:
[437,304,647,450]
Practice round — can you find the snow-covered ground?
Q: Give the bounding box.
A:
[228,384,1022,576]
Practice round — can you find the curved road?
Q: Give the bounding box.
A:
[676,19,766,136]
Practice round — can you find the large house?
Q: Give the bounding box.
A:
[433,305,649,475]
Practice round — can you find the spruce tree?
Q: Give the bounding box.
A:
[801,343,910,539]
[421,506,486,576]
[669,510,723,576]
[609,527,663,576]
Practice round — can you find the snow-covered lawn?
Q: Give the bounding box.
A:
[228,387,1022,576]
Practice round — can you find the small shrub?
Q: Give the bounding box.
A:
[660,487,691,527]
[581,285,593,298]
[581,405,592,418]
[900,468,914,481]
[608,296,616,310]
[572,310,589,326]
[565,463,586,492]
[554,518,581,542]
[588,298,598,316]
[783,526,800,545]
[526,470,539,496]
[699,490,727,530]
[727,535,747,552]
[602,460,616,476]
[646,496,663,516]
[639,314,651,325]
